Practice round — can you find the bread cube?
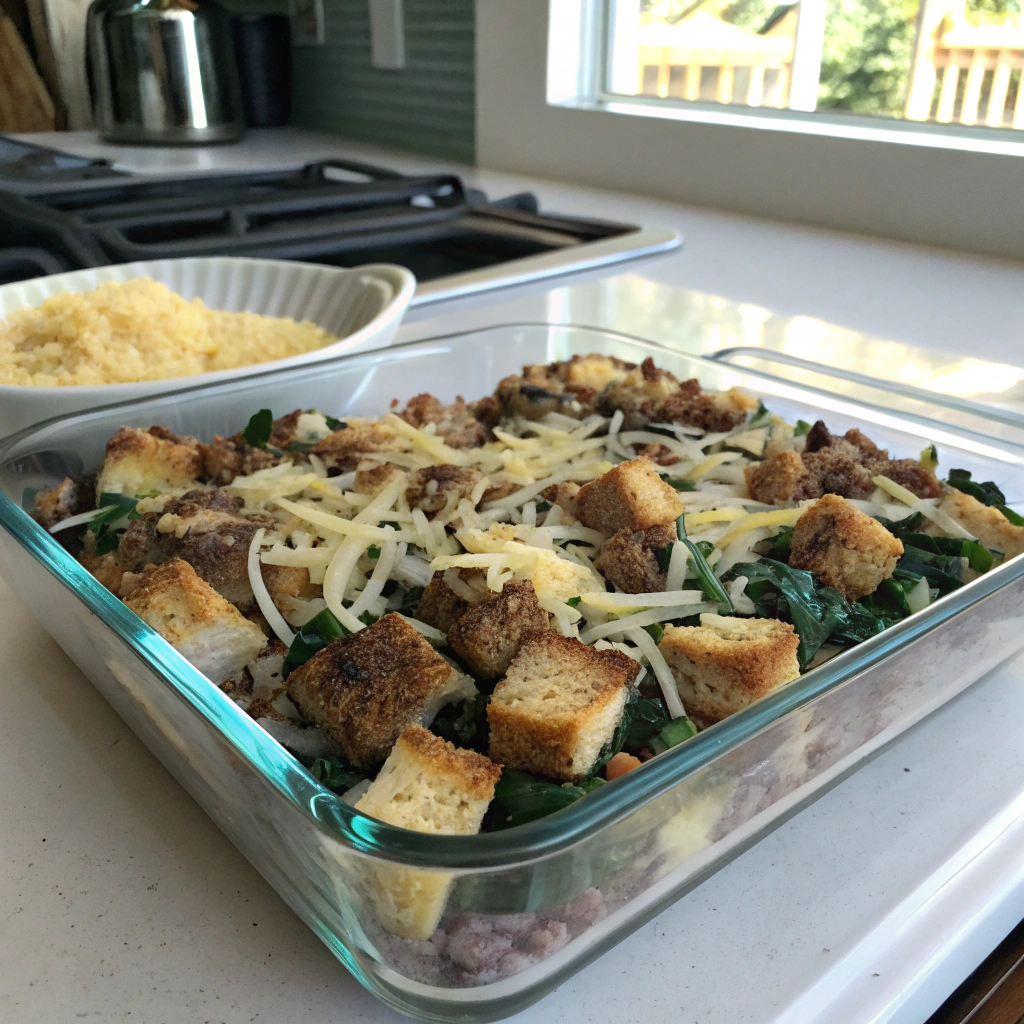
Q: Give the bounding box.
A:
[593,523,676,594]
[32,474,96,532]
[96,426,203,501]
[354,725,501,940]
[937,488,1024,561]
[122,558,267,684]
[488,631,640,781]
[575,457,686,535]
[448,580,550,679]
[659,381,758,433]
[744,450,810,505]
[659,615,800,728]
[415,571,472,632]
[789,494,903,599]
[154,494,274,608]
[312,422,403,473]
[286,612,463,768]
[353,463,405,496]
[357,724,501,835]
[405,464,484,516]
[598,360,681,428]
[78,550,126,595]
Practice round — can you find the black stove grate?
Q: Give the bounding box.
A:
[0,146,638,288]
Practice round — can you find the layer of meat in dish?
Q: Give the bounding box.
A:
[33,354,1024,871]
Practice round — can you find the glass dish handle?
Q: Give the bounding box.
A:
[709,345,1024,456]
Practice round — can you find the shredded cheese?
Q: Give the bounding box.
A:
[247,528,295,647]
[713,507,805,552]
[624,626,687,720]
[872,475,976,540]
[684,451,743,481]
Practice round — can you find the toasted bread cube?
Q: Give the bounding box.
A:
[78,550,126,595]
[122,559,267,684]
[96,426,202,501]
[312,422,402,473]
[488,632,640,781]
[593,523,676,594]
[938,488,1024,561]
[415,571,472,632]
[598,360,681,428]
[357,725,501,835]
[406,464,484,517]
[659,615,800,728]
[286,613,463,768]
[355,725,501,940]
[32,474,96,532]
[448,580,550,679]
[744,450,809,505]
[353,463,405,496]
[575,458,686,535]
[789,494,903,599]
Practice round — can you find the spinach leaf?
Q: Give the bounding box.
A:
[282,608,349,677]
[324,415,347,431]
[747,401,772,429]
[727,559,848,667]
[307,755,364,794]
[947,468,1005,507]
[873,512,927,540]
[643,622,664,643]
[243,408,274,449]
[655,544,673,574]
[623,697,671,753]
[666,478,698,492]
[767,525,793,558]
[902,533,994,574]
[398,586,424,616]
[997,504,1024,527]
[588,687,639,776]
[430,693,490,753]
[89,493,139,555]
[677,515,734,613]
[644,424,681,439]
[483,770,590,830]
[897,545,965,595]
[794,420,812,436]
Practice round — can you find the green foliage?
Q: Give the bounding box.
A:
[817,0,920,117]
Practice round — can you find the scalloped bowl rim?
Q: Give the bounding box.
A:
[0,257,417,406]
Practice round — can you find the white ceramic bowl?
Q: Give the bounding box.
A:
[0,257,416,436]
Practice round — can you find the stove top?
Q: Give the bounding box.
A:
[0,136,680,303]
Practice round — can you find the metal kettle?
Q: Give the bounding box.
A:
[87,0,245,145]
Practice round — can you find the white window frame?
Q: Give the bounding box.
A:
[475,0,1024,259]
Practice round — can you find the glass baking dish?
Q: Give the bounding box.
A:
[2,324,1024,1023]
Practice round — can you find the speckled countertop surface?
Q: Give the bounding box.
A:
[5,128,1024,1024]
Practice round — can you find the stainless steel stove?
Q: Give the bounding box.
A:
[0,135,680,304]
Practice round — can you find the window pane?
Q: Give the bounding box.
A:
[607,0,1024,130]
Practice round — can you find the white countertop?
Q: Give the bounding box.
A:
[5,128,1024,1024]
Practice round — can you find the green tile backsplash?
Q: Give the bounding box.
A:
[290,0,475,162]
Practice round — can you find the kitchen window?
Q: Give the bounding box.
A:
[603,0,1024,134]
[475,0,1024,260]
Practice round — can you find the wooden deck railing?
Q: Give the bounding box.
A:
[906,1,1024,128]
[636,9,797,108]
